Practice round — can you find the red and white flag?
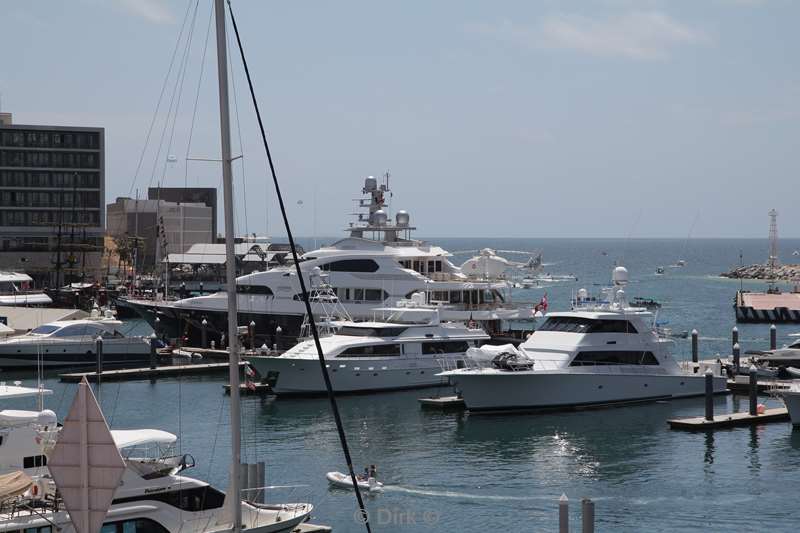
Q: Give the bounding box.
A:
[246,380,257,391]
[244,365,255,377]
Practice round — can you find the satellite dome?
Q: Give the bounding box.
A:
[373,209,388,225]
[396,210,410,226]
[577,288,588,300]
[37,410,57,427]
[612,266,629,286]
[364,176,377,192]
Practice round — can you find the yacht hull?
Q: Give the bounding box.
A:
[0,340,151,368]
[248,355,453,394]
[779,390,800,425]
[122,299,304,349]
[447,371,729,413]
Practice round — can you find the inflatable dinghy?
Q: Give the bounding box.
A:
[326,471,383,492]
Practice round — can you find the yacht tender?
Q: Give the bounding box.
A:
[439,267,728,413]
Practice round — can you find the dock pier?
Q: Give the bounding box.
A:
[59,361,247,382]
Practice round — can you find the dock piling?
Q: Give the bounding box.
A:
[705,368,714,421]
[733,343,741,374]
[199,282,204,295]
[770,324,777,350]
[581,498,595,533]
[149,334,158,370]
[749,364,758,416]
[732,326,739,353]
[559,493,569,533]
[691,329,699,365]
[95,336,104,376]
[201,318,208,349]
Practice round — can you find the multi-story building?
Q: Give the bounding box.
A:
[0,113,105,287]
[106,196,213,270]
[148,187,217,239]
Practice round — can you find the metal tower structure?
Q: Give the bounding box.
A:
[768,209,779,271]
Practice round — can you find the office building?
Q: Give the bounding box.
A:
[0,112,105,287]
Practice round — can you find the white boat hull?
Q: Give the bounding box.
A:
[248,355,455,394]
[779,390,800,426]
[0,293,52,306]
[446,370,729,412]
[326,471,383,492]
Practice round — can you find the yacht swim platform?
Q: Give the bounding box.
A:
[59,361,248,382]
[668,407,789,430]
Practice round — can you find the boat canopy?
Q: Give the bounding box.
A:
[0,470,33,502]
[0,409,56,426]
[111,429,178,449]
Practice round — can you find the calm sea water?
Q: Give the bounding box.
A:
[5,238,800,532]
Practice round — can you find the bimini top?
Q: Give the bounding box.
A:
[111,429,178,449]
[0,272,34,283]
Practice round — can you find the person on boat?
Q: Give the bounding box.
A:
[358,467,369,481]
[368,465,377,479]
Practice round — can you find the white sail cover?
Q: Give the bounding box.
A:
[48,377,126,533]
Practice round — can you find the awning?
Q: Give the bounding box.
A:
[0,471,33,502]
[111,429,178,449]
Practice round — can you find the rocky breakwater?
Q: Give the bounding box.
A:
[721,263,800,280]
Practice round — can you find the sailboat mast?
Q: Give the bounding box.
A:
[213,0,242,530]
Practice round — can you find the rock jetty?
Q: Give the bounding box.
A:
[721,263,800,280]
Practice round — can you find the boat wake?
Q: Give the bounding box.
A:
[382,485,551,502]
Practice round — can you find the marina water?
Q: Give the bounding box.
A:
[5,237,800,532]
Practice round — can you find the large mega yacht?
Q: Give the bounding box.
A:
[123,175,537,347]
[439,267,729,413]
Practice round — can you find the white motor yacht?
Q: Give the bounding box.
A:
[777,383,800,426]
[439,267,728,413]
[122,175,536,348]
[0,382,57,477]
[0,428,313,533]
[0,273,52,307]
[248,303,489,394]
[0,309,150,368]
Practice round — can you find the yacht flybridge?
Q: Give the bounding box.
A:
[247,302,489,394]
[124,175,537,347]
[439,267,729,413]
[0,273,52,307]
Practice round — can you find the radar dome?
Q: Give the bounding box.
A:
[373,209,388,225]
[577,288,588,300]
[364,176,377,192]
[396,210,410,226]
[37,409,57,426]
[612,266,629,286]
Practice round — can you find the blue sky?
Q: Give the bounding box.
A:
[2,0,799,238]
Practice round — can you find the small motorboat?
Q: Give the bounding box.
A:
[326,471,383,493]
[655,266,665,275]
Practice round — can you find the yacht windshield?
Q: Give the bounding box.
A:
[537,317,638,334]
[385,310,435,325]
[29,325,60,335]
[338,326,407,337]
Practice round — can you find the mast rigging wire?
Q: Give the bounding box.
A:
[128,0,195,196]
[225,2,372,530]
